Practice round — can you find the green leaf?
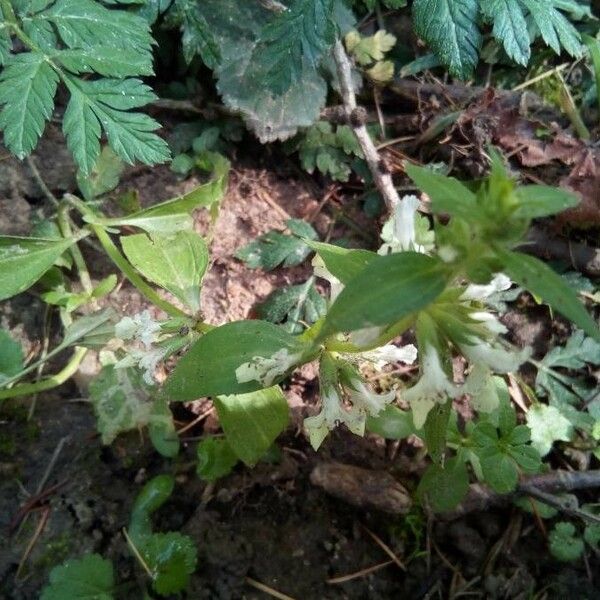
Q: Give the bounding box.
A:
[89,365,154,444]
[497,250,599,341]
[256,279,326,333]
[148,397,179,458]
[404,162,477,219]
[121,231,208,312]
[0,236,75,301]
[526,403,574,456]
[196,437,238,481]
[417,457,470,511]
[77,146,124,201]
[0,53,59,158]
[129,474,175,543]
[62,76,170,175]
[412,0,481,79]
[214,386,289,466]
[56,47,153,78]
[236,219,317,271]
[367,405,418,439]
[423,400,451,464]
[481,0,530,65]
[320,252,449,337]
[478,446,519,493]
[40,554,114,600]
[252,0,336,94]
[522,0,582,58]
[163,320,308,401]
[179,5,221,68]
[513,185,579,219]
[0,329,24,385]
[549,522,585,562]
[308,241,376,283]
[91,159,229,233]
[140,532,197,596]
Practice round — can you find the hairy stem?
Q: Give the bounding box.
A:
[332,40,402,213]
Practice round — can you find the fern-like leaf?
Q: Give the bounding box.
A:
[482,0,530,65]
[252,0,336,94]
[0,53,59,158]
[171,0,220,67]
[412,0,481,79]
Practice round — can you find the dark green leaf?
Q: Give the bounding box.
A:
[148,397,179,458]
[196,437,238,481]
[417,457,470,511]
[0,329,24,385]
[308,240,377,283]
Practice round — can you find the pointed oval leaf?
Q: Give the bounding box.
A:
[0,236,75,301]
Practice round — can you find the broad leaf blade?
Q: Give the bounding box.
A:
[214,386,289,466]
[308,241,377,283]
[320,252,449,337]
[514,185,579,218]
[497,249,599,341]
[163,320,307,401]
[0,236,75,301]
[121,231,208,312]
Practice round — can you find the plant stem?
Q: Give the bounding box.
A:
[0,347,87,401]
[332,40,402,213]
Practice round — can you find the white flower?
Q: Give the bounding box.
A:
[460,363,500,413]
[346,378,396,417]
[470,311,508,335]
[379,195,424,255]
[458,339,529,373]
[359,343,418,370]
[115,347,166,385]
[235,348,300,387]
[402,345,459,429]
[312,255,344,301]
[304,388,364,450]
[462,273,512,301]
[115,310,160,349]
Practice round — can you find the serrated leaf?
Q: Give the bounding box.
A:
[417,456,470,511]
[412,0,481,79]
[140,532,197,596]
[526,404,573,457]
[214,386,289,466]
[236,219,317,271]
[40,554,114,600]
[57,47,153,78]
[173,0,220,67]
[163,320,308,401]
[481,0,530,65]
[497,250,599,341]
[257,279,326,333]
[0,53,59,158]
[0,329,24,385]
[319,252,449,337]
[252,0,336,94]
[89,364,153,444]
[0,236,75,301]
[522,0,582,57]
[196,437,238,481]
[122,231,208,312]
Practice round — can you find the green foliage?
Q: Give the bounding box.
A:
[121,231,209,313]
[0,236,75,301]
[549,521,585,562]
[418,456,470,512]
[0,0,169,173]
[140,532,197,596]
[526,403,574,456]
[214,386,289,465]
[0,329,23,385]
[294,121,363,182]
[197,436,238,481]
[76,146,124,201]
[256,278,327,333]
[40,554,114,600]
[236,219,318,271]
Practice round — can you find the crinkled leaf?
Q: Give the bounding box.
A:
[196,437,238,481]
[40,554,114,600]
[122,231,208,312]
[214,386,289,466]
[164,320,308,401]
[140,532,197,596]
[0,236,75,301]
[526,403,574,456]
[0,53,59,158]
[412,0,481,79]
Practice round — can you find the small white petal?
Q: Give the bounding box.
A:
[347,378,395,417]
[360,343,418,370]
[470,311,508,335]
[235,349,300,387]
[462,273,512,301]
[378,195,424,255]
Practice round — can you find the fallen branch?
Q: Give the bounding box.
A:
[332,40,402,213]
